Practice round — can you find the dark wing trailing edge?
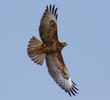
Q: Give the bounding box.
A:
[46,53,79,96]
[39,4,58,45]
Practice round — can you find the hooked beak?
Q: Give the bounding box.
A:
[64,42,68,46]
[65,43,68,46]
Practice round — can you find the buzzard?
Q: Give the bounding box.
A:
[27,4,78,96]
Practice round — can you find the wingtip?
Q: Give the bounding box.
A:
[67,80,79,96]
[52,4,55,13]
[49,4,52,11]
[72,80,77,86]
[46,5,48,11]
[68,91,72,96]
[45,4,58,20]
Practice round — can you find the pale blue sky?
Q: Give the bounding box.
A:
[0,0,110,100]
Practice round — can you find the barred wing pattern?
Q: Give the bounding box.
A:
[39,5,58,45]
[46,53,78,96]
[27,4,79,96]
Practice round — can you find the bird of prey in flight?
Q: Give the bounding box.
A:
[27,4,78,96]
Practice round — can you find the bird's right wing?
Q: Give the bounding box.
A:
[39,4,58,45]
[46,52,78,96]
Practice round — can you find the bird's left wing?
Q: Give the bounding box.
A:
[46,52,78,96]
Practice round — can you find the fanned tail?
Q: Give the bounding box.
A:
[27,36,46,65]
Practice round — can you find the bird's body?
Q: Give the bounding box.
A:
[27,4,78,96]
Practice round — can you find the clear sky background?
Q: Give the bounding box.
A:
[0,0,110,100]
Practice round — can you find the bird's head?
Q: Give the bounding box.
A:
[56,42,68,51]
[62,42,68,47]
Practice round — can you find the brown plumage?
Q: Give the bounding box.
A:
[27,4,78,96]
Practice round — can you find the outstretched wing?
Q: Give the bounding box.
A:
[39,4,58,45]
[46,52,78,96]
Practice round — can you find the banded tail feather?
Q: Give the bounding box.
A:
[27,36,46,65]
